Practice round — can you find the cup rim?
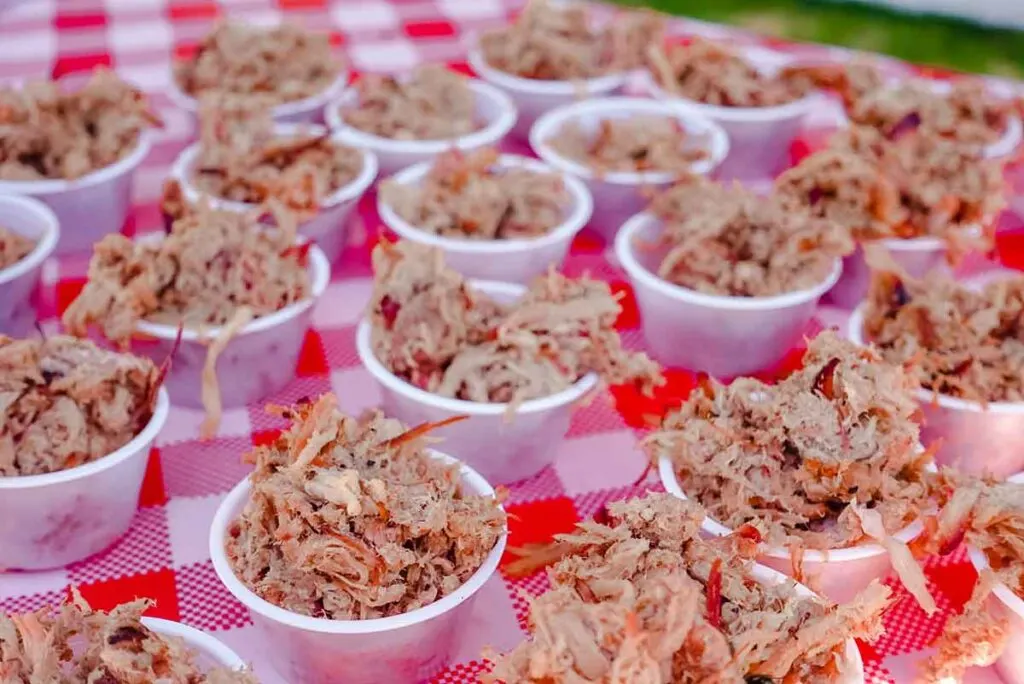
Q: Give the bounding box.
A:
[616,211,842,311]
[966,473,1024,619]
[0,132,152,195]
[466,43,629,96]
[641,69,819,123]
[143,617,248,671]
[325,78,517,155]
[377,154,593,254]
[529,97,731,184]
[209,449,508,634]
[166,69,351,119]
[847,305,1024,414]
[0,387,169,490]
[0,195,61,285]
[355,279,600,416]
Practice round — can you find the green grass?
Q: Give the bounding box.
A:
[616,0,1024,78]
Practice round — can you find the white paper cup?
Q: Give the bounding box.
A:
[467,44,627,140]
[378,155,592,284]
[170,124,378,263]
[967,473,1024,684]
[530,97,729,242]
[0,196,59,336]
[209,450,507,684]
[167,72,350,126]
[325,78,517,177]
[848,305,1024,477]
[659,455,925,605]
[0,134,151,256]
[145,617,249,674]
[0,388,169,570]
[616,212,839,377]
[642,45,818,181]
[826,237,952,310]
[355,280,599,484]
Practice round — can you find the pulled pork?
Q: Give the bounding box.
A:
[646,38,811,107]
[380,148,571,240]
[645,330,930,552]
[0,226,34,270]
[480,0,664,80]
[863,270,1024,403]
[341,65,478,140]
[547,117,710,174]
[0,335,161,477]
[0,591,255,683]
[0,69,160,181]
[173,21,341,105]
[644,176,853,297]
[226,393,506,620]
[193,99,363,221]
[488,493,891,683]
[369,240,663,404]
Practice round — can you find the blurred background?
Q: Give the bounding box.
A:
[620,0,1024,77]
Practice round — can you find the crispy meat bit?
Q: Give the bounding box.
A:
[0,226,35,270]
[380,148,571,240]
[0,335,161,477]
[368,241,663,405]
[547,117,710,175]
[226,393,506,620]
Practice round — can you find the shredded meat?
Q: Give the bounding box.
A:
[645,330,930,551]
[480,0,663,80]
[0,590,256,683]
[547,117,710,174]
[341,65,479,141]
[173,21,341,105]
[380,148,571,240]
[193,99,363,221]
[488,493,891,683]
[0,335,161,477]
[0,69,161,181]
[644,176,853,297]
[863,270,1024,403]
[369,241,663,404]
[0,226,34,270]
[226,393,506,620]
[646,38,811,107]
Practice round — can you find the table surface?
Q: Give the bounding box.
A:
[0,1,1020,683]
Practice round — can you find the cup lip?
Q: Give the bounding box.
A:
[0,132,152,196]
[0,387,169,490]
[466,43,629,96]
[325,78,517,155]
[616,211,842,311]
[966,472,1024,619]
[169,124,379,213]
[847,304,1024,414]
[209,448,508,635]
[657,453,929,562]
[355,279,600,416]
[143,617,248,671]
[529,97,731,185]
[166,69,351,119]
[641,70,820,123]
[134,237,330,343]
[0,195,61,285]
[377,154,593,254]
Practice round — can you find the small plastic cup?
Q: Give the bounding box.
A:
[848,305,1024,478]
[0,387,169,570]
[659,455,925,605]
[377,154,593,284]
[355,280,599,484]
[616,211,840,378]
[325,78,517,177]
[167,72,350,126]
[127,238,329,411]
[826,237,954,310]
[169,124,378,263]
[466,43,627,141]
[209,450,507,684]
[145,617,249,675]
[0,196,60,336]
[530,97,729,242]
[642,45,818,181]
[0,133,151,256]
[967,473,1024,684]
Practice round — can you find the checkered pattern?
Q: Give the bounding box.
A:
[1,1,1023,682]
